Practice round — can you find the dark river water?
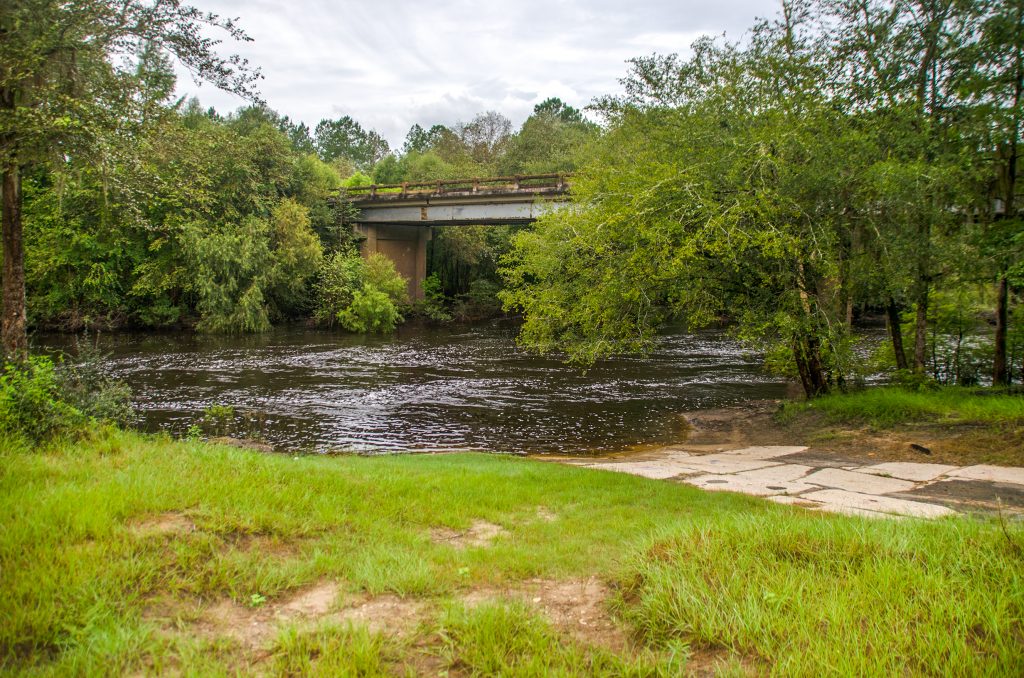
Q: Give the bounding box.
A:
[42,320,789,455]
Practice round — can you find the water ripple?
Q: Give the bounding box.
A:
[41,321,793,454]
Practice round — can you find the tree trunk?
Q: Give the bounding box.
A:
[994,275,1009,386]
[2,160,28,361]
[914,283,928,372]
[886,297,908,370]
[793,335,830,399]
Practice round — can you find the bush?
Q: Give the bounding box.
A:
[314,251,364,327]
[56,344,134,427]
[0,349,134,443]
[315,252,408,333]
[418,273,452,323]
[363,253,409,306]
[339,286,403,333]
[0,358,84,441]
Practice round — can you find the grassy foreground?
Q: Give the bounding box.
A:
[1,429,1022,676]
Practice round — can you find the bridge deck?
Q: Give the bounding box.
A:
[338,174,572,300]
[341,173,570,204]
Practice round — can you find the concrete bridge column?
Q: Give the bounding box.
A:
[356,223,430,301]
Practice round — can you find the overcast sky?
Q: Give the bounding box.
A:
[175,0,780,148]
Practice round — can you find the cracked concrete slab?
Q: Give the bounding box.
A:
[565,441,1024,520]
[683,474,820,497]
[767,495,821,508]
[735,463,814,483]
[946,465,1024,486]
[897,478,1024,511]
[719,445,808,460]
[676,455,782,474]
[859,462,959,482]
[582,460,696,480]
[766,494,895,519]
[801,468,916,495]
[799,489,956,518]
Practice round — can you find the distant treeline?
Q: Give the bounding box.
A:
[21,45,594,333]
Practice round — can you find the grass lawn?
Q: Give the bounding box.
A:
[780,386,1024,428]
[1,428,1022,676]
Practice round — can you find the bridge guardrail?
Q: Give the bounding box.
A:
[340,173,571,200]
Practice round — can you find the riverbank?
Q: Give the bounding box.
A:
[556,389,1024,518]
[658,388,1023,467]
[2,427,1022,675]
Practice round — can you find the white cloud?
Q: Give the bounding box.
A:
[175,0,780,147]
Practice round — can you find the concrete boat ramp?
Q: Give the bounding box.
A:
[558,446,1024,519]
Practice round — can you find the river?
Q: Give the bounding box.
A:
[42,320,789,455]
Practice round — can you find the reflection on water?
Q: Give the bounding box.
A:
[40,320,788,455]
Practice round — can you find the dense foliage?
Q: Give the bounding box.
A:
[11,43,590,335]
[0,352,131,441]
[500,0,1024,395]
[316,252,409,333]
[5,0,1020,395]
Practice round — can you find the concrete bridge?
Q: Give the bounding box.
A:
[340,174,570,299]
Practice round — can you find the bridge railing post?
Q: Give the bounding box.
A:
[369,185,377,198]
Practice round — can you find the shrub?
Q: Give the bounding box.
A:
[55,344,134,427]
[314,251,365,327]
[0,347,134,443]
[0,358,84,441]
[339,286,403,333]
[364,253,409,306]
[315,252,408,333]
[419,273,452,323]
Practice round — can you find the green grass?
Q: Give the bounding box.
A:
[1,428,1022,675]
[269,624,400,677]
[780,386,1024,428]
[618,518,1024,676]
[435,601,682,676]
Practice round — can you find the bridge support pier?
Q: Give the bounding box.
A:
[355,223,430,301]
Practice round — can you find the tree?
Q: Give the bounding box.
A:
[502,14,860,397]
[0,0,260,358]
[453,111,512,166]
[313,115,389,170]
[401,123,448,155]
[500,105,597,175]
[532,97,587,125]
[953,0,1024,385]
[823,0,983,373]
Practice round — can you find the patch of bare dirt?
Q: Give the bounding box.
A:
[129,511,195,537]
[684,646,760,677]
[535,506,558,522]
[224,532,302,558]
[144,582,427,653]
[335,594,427,635]
[463,577,627,652]
[431,520,507,548]
[188,581,341,650]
